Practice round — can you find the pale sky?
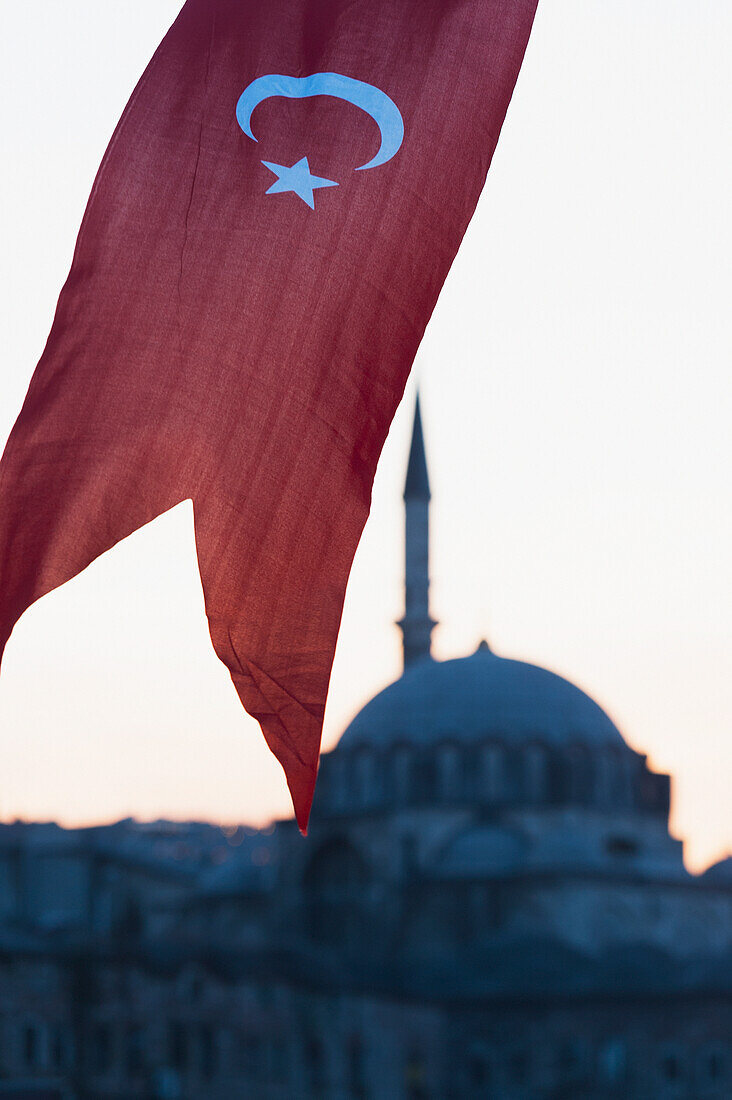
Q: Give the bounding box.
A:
[1,1,730,872]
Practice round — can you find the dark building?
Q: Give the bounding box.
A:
[1,401,730,1098]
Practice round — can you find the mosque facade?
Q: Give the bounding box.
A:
[0,402,731,1098]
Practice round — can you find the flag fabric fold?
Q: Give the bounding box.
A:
[0,0,538,831]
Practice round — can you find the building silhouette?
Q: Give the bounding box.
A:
[0,400,731,1098]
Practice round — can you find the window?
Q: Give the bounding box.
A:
[568,745,593,805]
[509,1048,529,1084]
[405,1049,428,1100]
[547,753,571,804]
[268,1038,286,1082]
[438,745,463,800]
[663,1055,678,1078]
[179,971,204,1002]
[556,1039,585,1079]
[467,1052,492,1088]
[200,1024,217,1080]
[240,1034,262,1077]
[704,1047,728,1081]
[168,1022,187,1072]
[606,835,639,857]
[113,895,143,939]
[51,1025,68,1070]
[661,1053,683,1080]
[91,1023,114,1075]
[305,1036,326,1093]
[525,744,548,802]
[602,748,627,806]
[413,755,437,803]
[126,1025,145,1077]
[23,1024,39,1068]
[484,884,504,930]
[396,747,413,798]
[348,1036,367,1097]
[480,744,505,801]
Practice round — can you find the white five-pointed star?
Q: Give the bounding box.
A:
[261,156,338,209]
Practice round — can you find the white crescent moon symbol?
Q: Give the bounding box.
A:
[236,72,404,171]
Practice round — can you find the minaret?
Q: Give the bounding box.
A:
[398,396,436,670]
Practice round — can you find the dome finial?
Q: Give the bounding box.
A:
[477,638,492,654]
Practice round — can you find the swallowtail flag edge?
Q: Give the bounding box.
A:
[0,0,539,832]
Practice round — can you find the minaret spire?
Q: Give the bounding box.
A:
[398,395,436,670]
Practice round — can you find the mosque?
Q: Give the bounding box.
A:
[0,401,731,1099]
[298,399,713,962]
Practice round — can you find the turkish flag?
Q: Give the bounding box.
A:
[0,0,538,831]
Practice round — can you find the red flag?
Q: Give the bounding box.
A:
[0,0,538,831]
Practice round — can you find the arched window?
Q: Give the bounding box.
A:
[438,744,463,800]
[555,1038,586,1081]
[466,1043,493,1088]
[658,1045,687,1084]
[547,751,571,804]
[697,1044,729,1085]
[605,835,640,858]
[568,744,593,805]
[405,1048,429,1100]
[508,1047,530,1085]
[394,747,411,801]
[125,1024,145,1077]
[304,1036,326,1094]
[413,753,437,804]
[380,750,396,804]
[112,894,144,940]
[620,752,636,809]
[51,1024,69,1071]
[525,744,549,803]
[480,744,505,802]
[22,1022,40,1069]
[199,1024,217,1080]
[168,1021,188,1073]
[353,748,382,807]
[239,1033,262,1077]
[598,747,626,808]
[468,1053,491,1085]
[92,1022,114,1075]
[268,1037,286,1082]
[503,747,525,803]
[708,1050,726,1079]
[348,1035,367,1097]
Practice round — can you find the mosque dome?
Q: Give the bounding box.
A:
[339,641,626,751]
